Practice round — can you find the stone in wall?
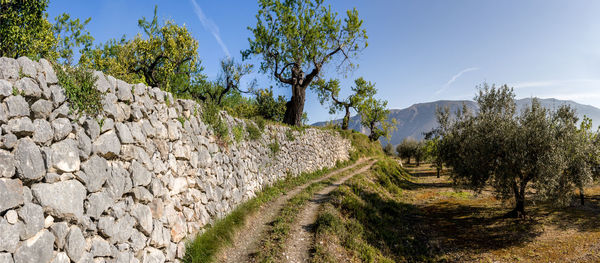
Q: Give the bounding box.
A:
[0,56,351,263]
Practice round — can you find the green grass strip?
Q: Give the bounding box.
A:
[253,161,371,262]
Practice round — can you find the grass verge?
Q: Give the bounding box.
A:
[253,161,371,262]
[312,157,437,262]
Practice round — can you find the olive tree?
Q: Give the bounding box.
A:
[81,6,203,94]
[185,58,253,105]
[396,138,413,164]
[436,84,574,217]
[358,97,394,141]
[243,0,368,126]
[553,111,599,206]
[313,77,376,130]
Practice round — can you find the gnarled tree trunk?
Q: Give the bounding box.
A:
[506,180,527,218]
[283,84,306,126]
[342,105,351,130]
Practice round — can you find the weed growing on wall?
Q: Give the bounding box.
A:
[268,140,280,155]
[201,100,230,143]
[54,63,103,116]
[232,125,244,143]
[246,120,262,140]
[285,129,295,141]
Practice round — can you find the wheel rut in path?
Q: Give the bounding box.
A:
[217,158,370,263]
[281,159,376,263]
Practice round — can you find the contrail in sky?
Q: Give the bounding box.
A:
[189,0,231,57]
[435,67,479,95]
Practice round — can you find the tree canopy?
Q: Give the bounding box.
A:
[436,83,600,217]
[313,77,376,129]
[81,6,204,94]
[244,0,368,126]
[358,96,394,141]
[0,0,57,60]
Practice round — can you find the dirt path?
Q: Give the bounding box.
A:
[217,158,370,263]
[281,160,376,263]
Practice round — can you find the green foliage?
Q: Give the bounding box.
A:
[383,143,395,156]
[285,129,295,141]
[54,63,103,116]
[52,13,94,65]
[185,57,253,104]
[357,96,395,141]
[268,140,280,155]
[255,87,287,122]
[81,6,204,94]
[201,100,229,143]
[177,116,186,126]
[436,83,600,216]
[335,128,383,160]
[313,77,376,130]
[313,158,431,262]
[396,138,426,166]
[244,0,368,126]
[0,0,57,60]
[246,121,262,141]
[256,116,266,131]
[232,125,244,144]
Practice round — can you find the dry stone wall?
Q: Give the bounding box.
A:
[0,56,351,263]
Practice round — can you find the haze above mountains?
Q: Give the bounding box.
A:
[313,98,600,146]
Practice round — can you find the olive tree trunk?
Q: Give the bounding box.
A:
[341,105,351,130]
[283,84,306,126]
[506,180,527,218]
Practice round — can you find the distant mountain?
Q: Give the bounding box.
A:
[312,98,600,146]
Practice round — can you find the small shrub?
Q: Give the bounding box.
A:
[54,63,103,116]
[232,125,244,143]
[255,117,266,131]
[268,140,280,155]
[246,121,262,140]
[255,87,286,122]
[285,129,295,141]
[202,100,229,143]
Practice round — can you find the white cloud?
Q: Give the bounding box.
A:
[509,78,600,108]
[511,79,600,89]
[189,0,231,57]
[435,67,479,95]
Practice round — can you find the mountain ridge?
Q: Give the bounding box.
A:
[312,98,600,145]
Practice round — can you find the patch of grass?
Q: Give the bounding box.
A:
[268,140,280,155]
[254,161,371,262]
[246,121,262,140]
[336,128,383,161]
[177,116,186,126]
[313,157,437,262]
[232,125,244,144]
[439,190,473,199]
[255,116,266,131]
[285,129,295,141]
[54,63,103,116]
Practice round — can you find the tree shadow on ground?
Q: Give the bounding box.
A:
[344,168,600,262]
[344,187,543,262]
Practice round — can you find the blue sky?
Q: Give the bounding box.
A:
[47,0,600,123]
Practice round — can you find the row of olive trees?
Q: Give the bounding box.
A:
[432,84,600,217]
